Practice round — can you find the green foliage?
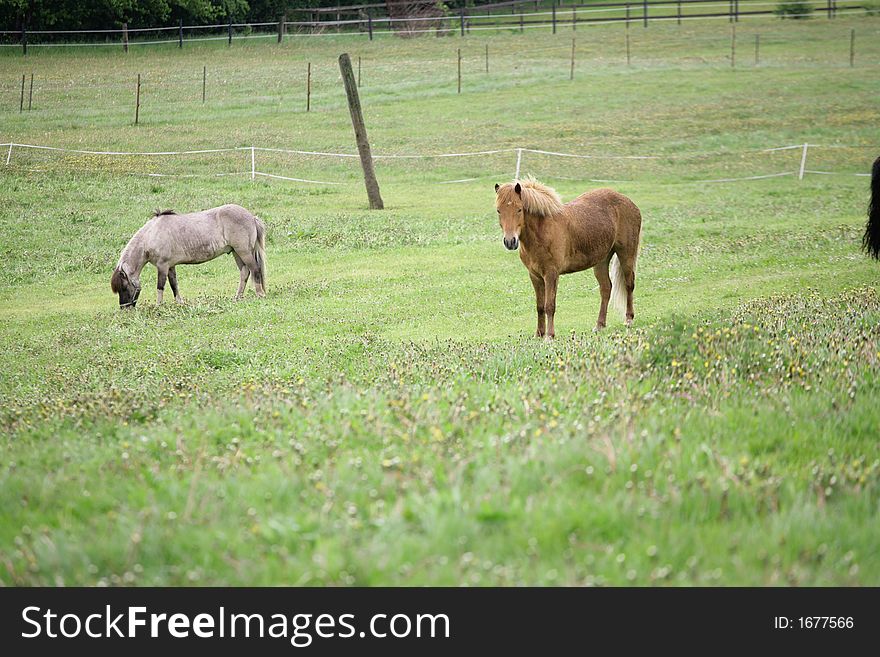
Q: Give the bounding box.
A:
[775,1,814,19]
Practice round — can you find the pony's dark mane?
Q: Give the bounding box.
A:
[864,156,880,260]
[110,267,124,293]
[153,209,177,217]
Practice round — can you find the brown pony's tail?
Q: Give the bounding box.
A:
[254,216,267,290]
[864,156,880,260]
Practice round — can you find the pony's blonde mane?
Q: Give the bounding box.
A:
[496,176,565,218]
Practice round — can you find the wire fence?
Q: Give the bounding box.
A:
[2,141,874,187]
[3,19,877,120]
[0,0,871,49]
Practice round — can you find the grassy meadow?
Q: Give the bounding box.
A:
[0,15,879,585]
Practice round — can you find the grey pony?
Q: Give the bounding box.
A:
[111,204,266,308]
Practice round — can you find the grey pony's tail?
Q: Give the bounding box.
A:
[864,156,880,260]
[254,216,267,290]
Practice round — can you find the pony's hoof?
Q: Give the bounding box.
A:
[543,334,555,342]
[175,297,185,305]
[535,331,545,339]
[625,318,633,327]
[594,324,606,332]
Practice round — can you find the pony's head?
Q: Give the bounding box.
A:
[494,177,564,251]
[111,266,141,309]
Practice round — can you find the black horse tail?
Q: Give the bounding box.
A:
[864,156,880,260]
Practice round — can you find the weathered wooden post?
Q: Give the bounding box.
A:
[19,74,25,112]
[731,25,735,68]
[460,8,465,36]
[21,26,27,56]
[178,18,183,48]
[368,11,373,41]
[228,17,232,46]
[135,73,141,125]
[643,0,647,27]
[338,53,384,210]
[849,29,854,67]
[358,55,362,86]
[552,1,557,34]
[123,22,129,53]
[677,1,681,25]
[278,15,285,43]
[307,62,311,111]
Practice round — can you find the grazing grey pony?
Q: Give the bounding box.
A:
[111,204,266,308]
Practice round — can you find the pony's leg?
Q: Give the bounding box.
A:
[543,272,559,340]
[156,265,168,305]
[239,253,265,298]
[168,266,183,303]
[624,263,636,327]
[232,252,249,299]
[593,258,612,330]
[529,272,546,337]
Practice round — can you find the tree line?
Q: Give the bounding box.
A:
[1,1,470,32]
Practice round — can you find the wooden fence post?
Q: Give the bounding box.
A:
[178,18,183,48]
[19,74,25,112]
[358,55,362,86]
[643,0,648,27]
[798,143,808,180]
[135,73,141,125]
[28,72,33,110]
[338,53,384,210]
[572,7,576,31]
[123,22,129,53]
[307,62,311,111]
[228,18,232,46]
[626,4,630,29]
[460,8,465,37]
[552,1,557,34]
[677,1,681,25]
[368,12,373,41]
[849,29,854,67]
[731,25,735,68]
[278,15,285,43]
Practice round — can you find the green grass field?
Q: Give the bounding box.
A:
[1,15,879,585]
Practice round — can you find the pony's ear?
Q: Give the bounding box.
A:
[494,183,500,192]
[514,182,522,195]
[110,268,123,293]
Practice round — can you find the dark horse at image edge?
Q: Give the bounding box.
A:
[865,156,880,260]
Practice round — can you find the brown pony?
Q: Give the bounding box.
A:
[495,177,642,338]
